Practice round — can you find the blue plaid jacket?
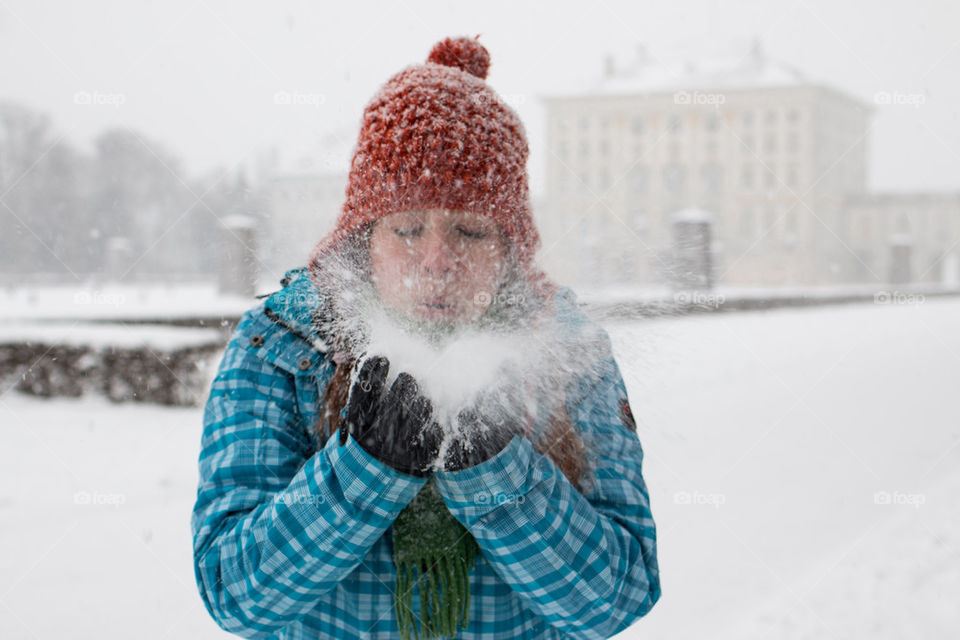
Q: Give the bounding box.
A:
[191,266,660,639]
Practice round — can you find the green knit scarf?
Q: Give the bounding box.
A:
[392,477,486,640]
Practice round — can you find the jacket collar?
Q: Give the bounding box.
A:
[262,266,330,352]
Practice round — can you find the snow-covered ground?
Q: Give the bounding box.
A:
[0,394,227,639]
[1,296,958,638]
[605,294,960,639]
[0,281,256,321]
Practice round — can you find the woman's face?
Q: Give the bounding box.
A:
[369,208,508,325]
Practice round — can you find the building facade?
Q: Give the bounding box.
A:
[264,171,346,285]
[536,41,959,289]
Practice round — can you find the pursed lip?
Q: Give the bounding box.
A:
[420,296,453,309]
[418,298,456,316]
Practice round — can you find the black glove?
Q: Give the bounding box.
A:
[443,385,527,472]
[340,355,442,477]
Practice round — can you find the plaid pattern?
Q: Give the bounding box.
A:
[191,267,660,639]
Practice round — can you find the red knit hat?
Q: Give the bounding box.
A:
[307,35,542,278]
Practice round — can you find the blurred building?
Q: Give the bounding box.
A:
[263,171,346,286]
[842,192,960,286]
[536,40,960,289]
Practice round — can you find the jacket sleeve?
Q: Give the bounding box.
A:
[190,312,428,638]
[432,331,661,640]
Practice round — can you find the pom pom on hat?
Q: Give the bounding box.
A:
[426,35,491,80]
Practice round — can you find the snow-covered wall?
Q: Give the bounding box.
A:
[0,323,224,406]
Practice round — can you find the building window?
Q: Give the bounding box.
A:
[764,166,777,188]
[669,142,680,162]
[765,109,777,125]
[764,133,777,154]
[787,109,800,123]
[741,165,755,188]
[765,209,778,234]
[742,110,754,126]
[628,165,649,195]
[632,117,644,135]
[579,116,590,132]
[704,112,719,131]
[599,139,610,157]
[579,141,589,161]
[668,115,682,134]
[787,164,798,187]
[787,132,799,153]
[700,163,723,196]
[663,164,686,195]
[577,171,590,189]
[742,134,755,153]
[558,142,569,161]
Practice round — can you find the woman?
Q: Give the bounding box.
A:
[192,35,660,640]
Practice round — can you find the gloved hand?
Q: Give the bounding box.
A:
[442,384,527,472]
[340,355,442,477]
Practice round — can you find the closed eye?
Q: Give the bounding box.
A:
[456,226,487,239]
[394,225,423,237]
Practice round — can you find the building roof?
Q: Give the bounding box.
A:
[542,38,865,107]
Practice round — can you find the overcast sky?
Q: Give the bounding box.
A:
[2,0,958,196]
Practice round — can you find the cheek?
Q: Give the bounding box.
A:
[372,237,406,270]
[463,243,506,288]
[370,239,411,294]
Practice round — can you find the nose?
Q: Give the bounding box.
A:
[419,229,456,276]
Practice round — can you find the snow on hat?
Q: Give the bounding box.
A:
[307,35,541,276]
